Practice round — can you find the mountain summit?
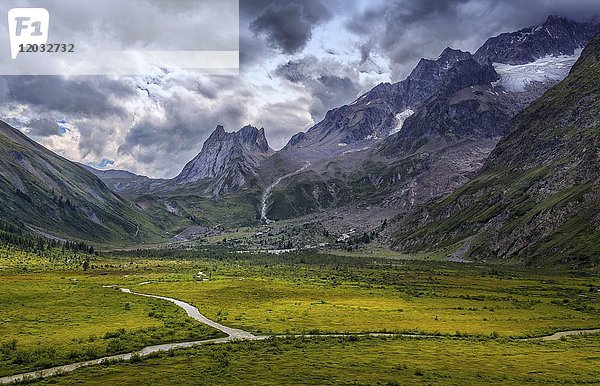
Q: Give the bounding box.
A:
[173,125,273,186]
[170,125,274,198]
[474,15,599,65]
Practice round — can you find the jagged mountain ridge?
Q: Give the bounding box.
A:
[172,125,274,191]
[391,30,600,266]
[282,48,489,160]
[474,15,599,65]
[377,51,501,156]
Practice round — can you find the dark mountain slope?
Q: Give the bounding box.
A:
[391,31,600,267]
[378,53,500,156]
[0,122,163,244]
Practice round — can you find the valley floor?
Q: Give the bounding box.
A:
[0,246,598,384]
[27,334,600,385]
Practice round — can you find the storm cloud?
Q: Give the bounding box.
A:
[276,56,363,121]
[250,0,333,54]
[0,76,136,117]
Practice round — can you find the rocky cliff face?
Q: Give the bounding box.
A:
[283,48,490,160]
[378,52,501,156]
[474,15,598,65]
[391,31,600,267]
[171,125,274,197]
[173,125,274,186]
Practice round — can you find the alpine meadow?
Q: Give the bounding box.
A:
[0,1,599,385]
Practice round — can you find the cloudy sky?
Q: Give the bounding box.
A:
[2,0,600,178]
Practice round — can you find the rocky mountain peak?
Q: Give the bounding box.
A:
[172,125,274,187]
[201,125,228,149]
[438,47,472,63]
[237,125,270,152]
[474,15,599,65]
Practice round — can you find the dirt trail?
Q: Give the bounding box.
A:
[529,328,600,341]
[1,288,598,384]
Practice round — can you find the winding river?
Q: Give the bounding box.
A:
[1,287,598,384]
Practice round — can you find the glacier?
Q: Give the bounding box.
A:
[389,109,415,136]
[493,49,582,93]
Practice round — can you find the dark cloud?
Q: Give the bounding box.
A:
[25,118,63,137]
[0,76,135,117]
[276,56,362,121]
[250,0,333,54]
[308,75,360,120]
[393,0,469,22]
[239,29,272,68]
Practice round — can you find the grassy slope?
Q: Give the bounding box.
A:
[391,32,600,266]
[0,122,164,245]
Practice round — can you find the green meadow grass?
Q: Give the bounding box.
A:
[30,335,600,385]
[0,248,598,382]
[0,271,223,377]
[127,259,599,337]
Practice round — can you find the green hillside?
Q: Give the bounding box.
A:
[0,121,164,245]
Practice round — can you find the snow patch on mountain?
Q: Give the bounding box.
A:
[389,109,415,136]
[493,49,582,92]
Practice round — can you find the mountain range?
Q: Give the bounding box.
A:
[0,121,164,244]
[0,15,598,264]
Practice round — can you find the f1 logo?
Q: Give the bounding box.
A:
[8,8,49,59]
